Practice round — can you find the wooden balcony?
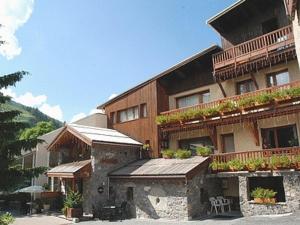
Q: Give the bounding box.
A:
[159,80,300,131]
[212,25,296,80]
[211,147,300,164]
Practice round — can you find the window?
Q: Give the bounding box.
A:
[118,106,139,123]
[261,125,299,149]
[140,103,147,118]
[110,112,116,124]
[126,187,134,201]
[236,79,256,95]
[179,136,213,152]
[266,70,289,87]
[222,133,235,153]
[176,91,210,109]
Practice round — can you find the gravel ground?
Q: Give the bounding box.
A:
[12,211,300,225]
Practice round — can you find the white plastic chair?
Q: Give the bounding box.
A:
[209,197,222,214]
[216,196,231,213]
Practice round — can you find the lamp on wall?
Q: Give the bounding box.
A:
[97,182,105,194]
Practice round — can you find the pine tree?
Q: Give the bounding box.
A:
[0,72,46,191]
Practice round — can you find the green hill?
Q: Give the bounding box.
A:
[1,101,63,129]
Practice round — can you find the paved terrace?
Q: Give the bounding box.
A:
[11,211,300,225]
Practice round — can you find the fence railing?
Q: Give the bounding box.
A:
[211,147,300,163]
[212,25,294,71]
[161,80,300,116]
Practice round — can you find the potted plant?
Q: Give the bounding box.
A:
[63,190,83,218]
[270,155,291,170]
[0,212,15,225]
[227,159,244,172]
[255,93,274,106]
[196,146,212,157]
[292,155,300,170]
[161,149,175,159]
[175,149,192,159]
[210,161,218,173]
[219,101,239,115]
[251,187,277,204]
[202,107,220,119]
[238,97,256,111]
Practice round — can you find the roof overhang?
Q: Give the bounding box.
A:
[47,160,92,179]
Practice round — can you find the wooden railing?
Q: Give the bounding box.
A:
[161,80,300,116]
[212,25,294,71]
[211,147,300,163]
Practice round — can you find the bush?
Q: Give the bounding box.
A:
[255,93,273,104]
[219,101,238,113]
[63,190,83,209]
[270,155,291,169]
[0,213,15,225]
[238,97,256,108]
[161,149,175,159]
[228,159,244,171]
[251,187,277,199]
[196,146,212,157]
[286,87,300,98]
[175,149,192,159]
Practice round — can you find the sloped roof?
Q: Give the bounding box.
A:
[109,156,209,179]
[47,159,91,178]
[48,159,91,174]
[48,124,142,150]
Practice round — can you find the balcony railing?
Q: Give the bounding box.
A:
[211,147,300,164]
[212,25,295,72]
[158,80,300,127]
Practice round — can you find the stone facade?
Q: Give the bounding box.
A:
[238,172,300,216]
[110,169,222,221]
[82,144,139,213]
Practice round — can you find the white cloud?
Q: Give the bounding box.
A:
[15,92,47,107]
[108,93,118,100]
[70,112,86,123]
[39,103,63,121]
[0,0,34,59]
[1,87,64,121]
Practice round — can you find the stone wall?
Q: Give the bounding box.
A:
[187,169,222,219]
[82,144,139,213]
[239,173,300,216]
[110,178,189,221]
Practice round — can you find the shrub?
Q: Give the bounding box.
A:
[219,101,238,113]
[227,159,244,171]
[196,146,212,157]
[63,190,83,209]
[175,149,192,159]
[286,87,300,98]
[156,115,168,125]
[270,155,291,169]
[161,149,175,159]
[272,90,289,100]
[255,93,273,105]
[210,161,218,171]
[209,161,229,172]
[203,107,220,117]
[245,158,261,171]
[251,187,277,199]
[0,213,15,225]
[238,97,256,108]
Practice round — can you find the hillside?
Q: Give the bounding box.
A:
[1,101,63,129]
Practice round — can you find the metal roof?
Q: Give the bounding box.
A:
[109,156,209,178]
[47,159,91,174]
[68,124,142,146]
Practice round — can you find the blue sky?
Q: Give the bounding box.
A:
[0,0,236,122]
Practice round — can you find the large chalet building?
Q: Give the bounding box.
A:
[41,0,300,221]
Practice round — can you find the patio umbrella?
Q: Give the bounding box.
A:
[14,185,45,214]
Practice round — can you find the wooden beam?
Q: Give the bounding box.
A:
[248,121,260,146]
[217,81,227,97]
[250,72,259,90]
[207,126,218,151]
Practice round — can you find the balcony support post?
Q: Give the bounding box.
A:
[248,120,260,146]
[250,72,259,90]
[217,81,227,97]
[208,126,218,151]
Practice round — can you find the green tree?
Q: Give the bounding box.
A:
[20,121,55,140]
[0,72,46,191]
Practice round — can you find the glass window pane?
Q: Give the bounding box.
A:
[127,108,134,120]
[133,106,139,119]
[202,92,210,103]
[119,111,127,123]
[237,80,255,94]
[275,71,289,86]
